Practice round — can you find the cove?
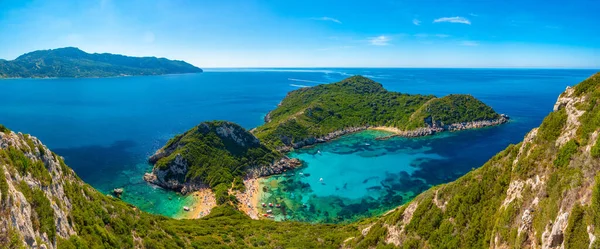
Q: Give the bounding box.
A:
[257,125,517,223]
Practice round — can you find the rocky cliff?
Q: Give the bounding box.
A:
[0,130,76,249]
[345,73,600,249]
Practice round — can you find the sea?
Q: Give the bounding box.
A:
[0,68,596,221]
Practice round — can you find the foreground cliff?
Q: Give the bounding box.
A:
[346,72,600,248]
[0,125,353,248]
[253,75,508,150]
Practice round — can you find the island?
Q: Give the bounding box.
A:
[0,47,202,78]
[143,75,509,216]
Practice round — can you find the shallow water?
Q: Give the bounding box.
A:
[0,68,595,219]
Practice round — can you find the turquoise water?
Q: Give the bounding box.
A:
[0,69,596,219]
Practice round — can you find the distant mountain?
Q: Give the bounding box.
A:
[0,47,202,78]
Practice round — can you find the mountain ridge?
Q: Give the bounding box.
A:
[0,47,202,78]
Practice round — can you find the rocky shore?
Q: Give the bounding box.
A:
[276,126,369,152]
[144,154,302,194]
[275,115,509,151]
[375,114,510,140]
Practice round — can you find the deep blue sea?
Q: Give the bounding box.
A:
[0,68,596,220]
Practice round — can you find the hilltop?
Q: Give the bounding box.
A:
[0,47,202,78]
[144,121,300,204]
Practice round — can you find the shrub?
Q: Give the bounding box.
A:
[554,140,579,168]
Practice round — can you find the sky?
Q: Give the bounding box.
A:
[0,0,599,68]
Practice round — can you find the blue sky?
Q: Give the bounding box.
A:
[0,0,599,68]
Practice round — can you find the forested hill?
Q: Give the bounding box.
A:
[253,75,507,149]
[0,47,202,78]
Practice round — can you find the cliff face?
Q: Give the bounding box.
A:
[346,73,600,249]
[0,130,78,248]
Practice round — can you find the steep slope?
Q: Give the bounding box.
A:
[144,121,300,203]
[346,72,600,249]
[0,125,354,248]
[0,47,202,78]
[253,75,508,150]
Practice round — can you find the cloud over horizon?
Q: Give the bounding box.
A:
[433,16,471,25]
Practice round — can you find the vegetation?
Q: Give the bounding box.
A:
[17,181,56,241]
[554,139,578,168]
[0,124,9,133]
[253,75,502,147]
[0,47,202,78]
[151,121,281,204]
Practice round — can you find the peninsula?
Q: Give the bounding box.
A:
[253,75,508,150]
[143,75,509,218]
[0,47,202,78]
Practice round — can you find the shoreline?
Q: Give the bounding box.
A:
[278,115,509,152]
[177,188,217,219]
[235,178,264,219]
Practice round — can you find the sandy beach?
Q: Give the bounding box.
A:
[369,126,403,133]
[235,178,264,219]
[180,188,217,219]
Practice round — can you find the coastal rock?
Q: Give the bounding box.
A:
[246,157,302,178]
[112,188,124,198]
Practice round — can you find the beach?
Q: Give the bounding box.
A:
[179,188,217,219]
[369,126,403,133]
[235,178,264,219]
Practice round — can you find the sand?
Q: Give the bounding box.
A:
[180,188,217,219]
[235,178,264,219]
[368,126,403,133]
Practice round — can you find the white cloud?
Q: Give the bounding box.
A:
[412,19,421,26]
[433,16,471,25]
[368,36,391,46]
[460,41,479,46]
[469,13,479,17]
[311,17,342,24]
